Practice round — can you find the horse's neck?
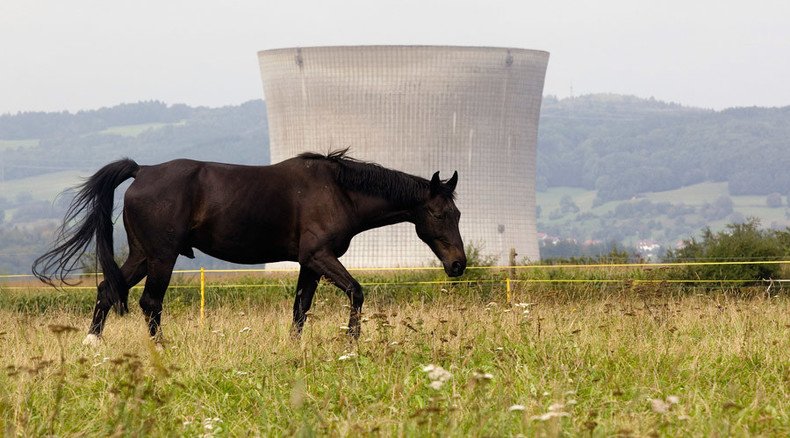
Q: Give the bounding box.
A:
[350,192,419,232]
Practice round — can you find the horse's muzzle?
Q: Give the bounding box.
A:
[448,260,466,277]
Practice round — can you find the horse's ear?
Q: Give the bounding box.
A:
[446,171,458,192]
[430,171,441,194]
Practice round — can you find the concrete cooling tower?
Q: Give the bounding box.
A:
[258,46,549,267]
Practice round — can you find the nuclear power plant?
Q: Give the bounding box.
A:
[258,46,549,267]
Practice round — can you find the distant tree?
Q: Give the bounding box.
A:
[559,195,580,215]
[540,241,633,264]
[666,218,786,283]
[548,209,564,220]
[766,193,783,208]
[667,203,696,219]
[700,195,733,221]
[714,195,734,214]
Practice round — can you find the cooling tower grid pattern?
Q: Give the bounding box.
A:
[259,46,549,267]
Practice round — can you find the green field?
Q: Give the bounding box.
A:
[537,184,790,246]
[0,170,84,203]
[1,273,788,436]
[99,120,186,137]
[538,183,787,216]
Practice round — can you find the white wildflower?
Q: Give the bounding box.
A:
[651,398,670,413]
[529,402,571,421]
[548,403,565,412]
[422,364,452,389]
[666,395,680,404]
[472,371,494,381]
[202,417,222,431]
[508,404,526,412]
[92,357,110,367]
[531,411,571,421]
[429,381,444,390]
[338,352,357,361]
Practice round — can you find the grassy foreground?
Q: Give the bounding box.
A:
[1,283,789,436]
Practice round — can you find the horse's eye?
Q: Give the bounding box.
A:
[429,211,444,220]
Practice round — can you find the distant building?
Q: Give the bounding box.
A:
[258,46,549,267]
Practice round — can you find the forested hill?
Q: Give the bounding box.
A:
[0,100,269,181]
[537,94,790,202]
[2,94,788,202]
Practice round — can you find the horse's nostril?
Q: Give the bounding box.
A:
[451,261,465,275]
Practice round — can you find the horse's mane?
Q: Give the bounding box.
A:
[298,148,454,204]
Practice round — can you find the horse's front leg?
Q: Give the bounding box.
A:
[303,251,364,339]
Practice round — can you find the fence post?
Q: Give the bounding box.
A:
[200,267,205,324]
[507,248,517,304]
[509,248,517,278]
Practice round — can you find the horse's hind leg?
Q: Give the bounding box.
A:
[84,244,148,346]
[138,256,177,344]
[291,266,321,338]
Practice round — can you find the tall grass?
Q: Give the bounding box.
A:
[1,278,788,436]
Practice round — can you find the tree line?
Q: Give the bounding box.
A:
[537,94,790,202]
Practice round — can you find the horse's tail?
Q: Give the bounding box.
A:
[32,158,140,315]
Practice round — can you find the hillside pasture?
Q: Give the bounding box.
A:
[0,170,84,204]
[98,120,186,137]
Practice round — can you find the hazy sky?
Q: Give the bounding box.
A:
[2,0,789,114]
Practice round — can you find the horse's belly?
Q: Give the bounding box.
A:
[189,228,297,265]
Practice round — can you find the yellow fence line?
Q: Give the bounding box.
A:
[0,277,781,292]
[3,259,789,280]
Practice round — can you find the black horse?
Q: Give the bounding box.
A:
[33,150,466,345]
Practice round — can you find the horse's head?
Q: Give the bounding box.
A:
[415,171,466,277]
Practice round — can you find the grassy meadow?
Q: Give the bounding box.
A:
[98,120,186,137]
[1,272,789,436]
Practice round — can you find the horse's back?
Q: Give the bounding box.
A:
[123,159,312,264]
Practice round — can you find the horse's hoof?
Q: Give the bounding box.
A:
[82,333,102,347]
